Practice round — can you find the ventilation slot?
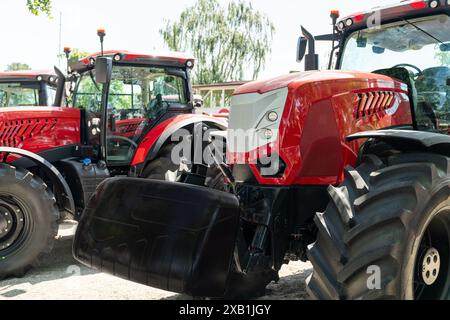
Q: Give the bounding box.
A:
[0,118,59,148]
[355,91,396,119]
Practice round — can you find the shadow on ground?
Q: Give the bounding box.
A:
[0,237,312,300]
[0,239,98,299]
[165,266,313,300]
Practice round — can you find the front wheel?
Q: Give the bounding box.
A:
[307,152,450,300]
[142,143,224,189]
[0,164,59,279]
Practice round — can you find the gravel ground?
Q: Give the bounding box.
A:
[0,224,312,300]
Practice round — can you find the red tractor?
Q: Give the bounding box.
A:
[0,34,226,279]
[0,70,61,107]
[74,1,450,300]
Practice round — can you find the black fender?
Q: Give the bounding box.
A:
[0,147,75,216]
[136,116,227,175]
[347,129,450,157]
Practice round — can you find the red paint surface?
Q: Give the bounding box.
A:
[0,70,55,78]
[229,71,412,186]
[80,50,194,66]
[131,114,227,166]
[0,107,81,155]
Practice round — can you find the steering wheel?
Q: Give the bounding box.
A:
[392,63,423,79]
[146,98,170,119]
[107,135,138,148]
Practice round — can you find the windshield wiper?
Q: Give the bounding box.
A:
[403,18,447,48]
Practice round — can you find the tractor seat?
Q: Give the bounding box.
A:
[373,67,439,131]
[415,66,450,110]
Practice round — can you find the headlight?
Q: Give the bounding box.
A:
[186,60,194,68]
[429,0,439,8]
[264,129,273,139]
[267,111,278,122]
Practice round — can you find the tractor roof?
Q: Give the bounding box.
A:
[233,70,407,95]
[337,0,450,34]
[70,50,195,73]
[0,70,58,84]
[0,70,55,79]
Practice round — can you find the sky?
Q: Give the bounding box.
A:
[0,0,397,79]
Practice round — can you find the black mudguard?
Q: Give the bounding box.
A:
[73,178,240,297]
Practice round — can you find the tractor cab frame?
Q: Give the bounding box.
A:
[67,50,200,175]
[0,70,61,107]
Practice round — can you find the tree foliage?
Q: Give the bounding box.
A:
[436,51,450,66]
[6,62,32,72]
[26,0,52,16]
[58,48,90,66]
[160,0,275,84]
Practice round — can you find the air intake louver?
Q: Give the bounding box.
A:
[355,91,395,119]
[0,118,58,147]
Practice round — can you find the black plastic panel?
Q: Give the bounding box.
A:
[73,178,240,297]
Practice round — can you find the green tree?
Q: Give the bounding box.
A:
[6,62,32,71]
[436,51,450,66]
[58,48,90,67]
[67,49,90,65]
[26,0,52,16]
[160,0,275,84]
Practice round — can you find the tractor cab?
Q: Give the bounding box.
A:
[0,70,60,107]
[68,49,196,171]
[298,0,450,134]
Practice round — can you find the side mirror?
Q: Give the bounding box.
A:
[53,66,66,106]
[95,56,113,84]
[297,37,307,63]
[372,46,385,54]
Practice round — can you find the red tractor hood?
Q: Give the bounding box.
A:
[0,106,81,154]
[233,70,407,95]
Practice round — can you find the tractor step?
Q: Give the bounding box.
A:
[73,178,240,297]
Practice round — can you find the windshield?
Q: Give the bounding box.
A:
[106,65,187,164]
[341,14,450,71]
[73,65,188,164]
[0,82,40,107]
[340,14,450,133]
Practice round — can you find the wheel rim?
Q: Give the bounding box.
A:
[0,196,26,252]
[414,212,450,300]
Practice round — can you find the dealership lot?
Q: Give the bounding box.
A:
[0,236,312,300]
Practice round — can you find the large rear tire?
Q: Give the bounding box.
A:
[0,164,59,279]
[307,152,450,300]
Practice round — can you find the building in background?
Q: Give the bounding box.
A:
[193,81,249,110]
